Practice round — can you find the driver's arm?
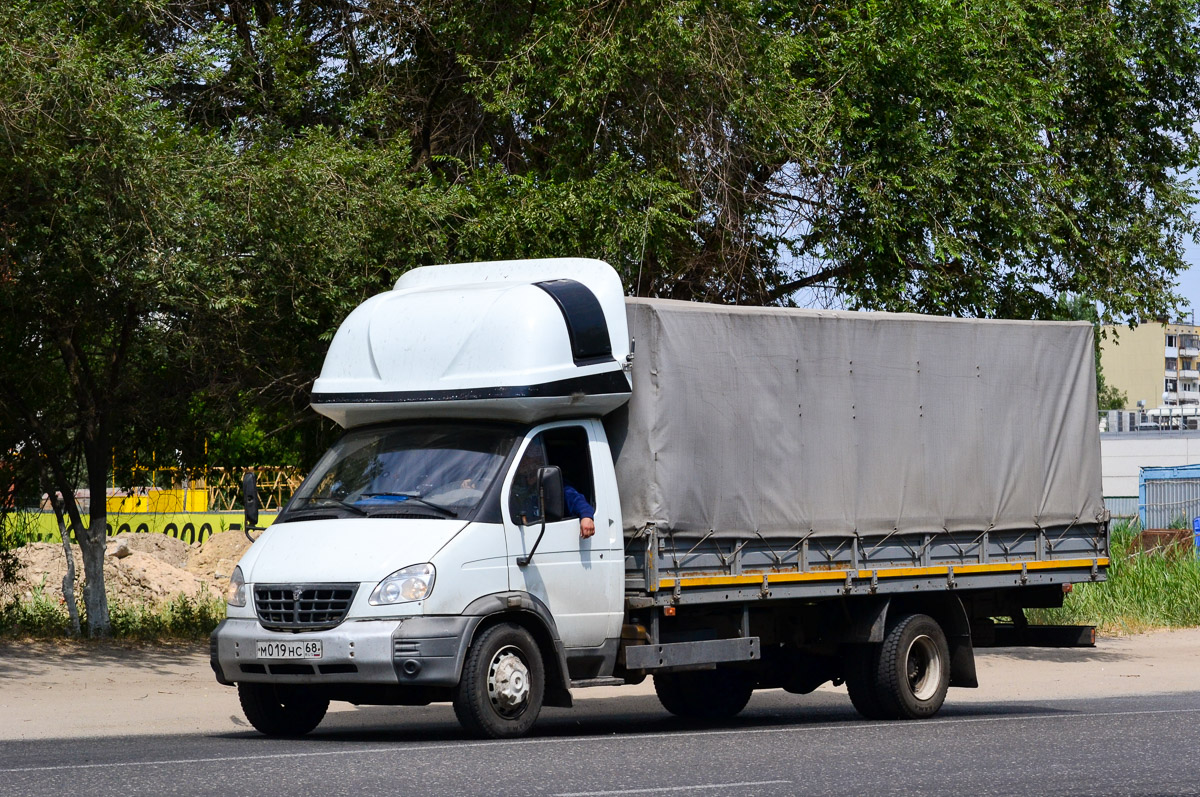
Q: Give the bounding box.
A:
[563,484,596,539]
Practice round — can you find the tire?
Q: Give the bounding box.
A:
[238,683,329,737]
[844,614,950,721]
[453,623,545,739]
[875,613,950,719]
[844,645,889,720]
[847,613,950,721]
[653,669,755,720]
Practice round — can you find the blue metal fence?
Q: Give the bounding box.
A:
[1139,464,1200,528]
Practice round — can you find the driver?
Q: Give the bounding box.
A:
[511,448,596,538]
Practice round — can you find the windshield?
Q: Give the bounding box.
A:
[281,424,516,521]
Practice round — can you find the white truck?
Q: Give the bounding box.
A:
[211,258,1110,738]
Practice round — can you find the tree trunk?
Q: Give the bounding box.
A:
[48,488,81,637]
[77,418,113,637]
[35,443,111,637]
[77,514,110,637]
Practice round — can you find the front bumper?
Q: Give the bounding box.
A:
[211,615,480,688]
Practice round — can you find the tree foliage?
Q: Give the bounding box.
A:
[1052,295,1129,411]
[140,0,1200,317]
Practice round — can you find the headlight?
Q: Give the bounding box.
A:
[369,563,435,605]
[226,566,246,607]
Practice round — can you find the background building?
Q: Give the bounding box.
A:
[1101,320,1200,412]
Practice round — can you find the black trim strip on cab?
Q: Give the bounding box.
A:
[311,370,631,405]
[534,279,614,366]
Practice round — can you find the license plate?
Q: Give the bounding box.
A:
[256,640,323,660]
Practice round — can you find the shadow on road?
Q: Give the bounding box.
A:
[0,640,206,680]
[974,645,1126,664]
[202,692,1090,747]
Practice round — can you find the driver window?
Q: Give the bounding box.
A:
[509,438,548,526]
[542,426,594,514]
[508,427,596,526]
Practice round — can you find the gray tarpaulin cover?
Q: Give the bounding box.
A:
[605,298,1105,539]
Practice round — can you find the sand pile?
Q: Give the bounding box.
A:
[5,530,253,607]
[186,528,253,583]
[109,532,190,569]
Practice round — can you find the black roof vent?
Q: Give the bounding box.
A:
[535,279,615,366]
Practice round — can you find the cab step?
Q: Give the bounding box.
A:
[570,677,626,689]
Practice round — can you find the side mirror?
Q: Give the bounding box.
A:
[242,471,261,534]
[518,466,564,567]
[539,466,564,522]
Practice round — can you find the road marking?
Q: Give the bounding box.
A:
[553,780,790,796]
[4,706,1200,775]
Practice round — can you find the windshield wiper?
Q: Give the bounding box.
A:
[358,492,457,518]
[293,496,369,517]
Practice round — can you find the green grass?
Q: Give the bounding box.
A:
[1,579,73,637]
[1029,519,1200,634]
[108,589,226,640]
[0,582,226,640]
[22,511,276,544]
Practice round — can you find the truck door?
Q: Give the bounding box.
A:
[504,421,623,648]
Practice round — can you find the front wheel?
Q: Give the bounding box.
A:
[238,683,329,737]
[453,623,545,738]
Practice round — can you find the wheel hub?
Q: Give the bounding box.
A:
[905,633,943,701]
[488,646,530,717]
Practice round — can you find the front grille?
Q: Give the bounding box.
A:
[254,583,357,631]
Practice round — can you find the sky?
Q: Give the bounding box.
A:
[1176,235,1200,320]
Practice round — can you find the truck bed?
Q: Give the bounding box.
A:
[624,522,1109,606]
[609,300,1106,550]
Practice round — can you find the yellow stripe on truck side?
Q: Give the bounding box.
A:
[656,557,1110,591]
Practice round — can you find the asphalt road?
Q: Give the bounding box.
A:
[2,689,1198,797]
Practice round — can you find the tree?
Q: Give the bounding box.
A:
[113,1,1199,430]
[0,1,239,634]
[1097,382,1129,413]
[0,2,472,633]
[1052,295,1128,411]
[140,0,1200,317]
[778,0,1200,321]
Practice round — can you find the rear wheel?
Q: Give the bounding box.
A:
[453,623,545,738]
[845,613,950,721]
[844,646,888,720]
[876,613,950,719]
[653,669,755,720]
[238,683,328,737]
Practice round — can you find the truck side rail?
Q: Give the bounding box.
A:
[624,523,1109,607]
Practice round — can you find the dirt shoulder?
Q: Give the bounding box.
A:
[2,628,1198,741]
[948,628,1200,704]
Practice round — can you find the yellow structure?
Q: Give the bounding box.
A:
[106,488,209,514]
[1101,321,1200,410]
[104,465,302,513]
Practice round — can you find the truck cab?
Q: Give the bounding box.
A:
[212,259,634,737]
